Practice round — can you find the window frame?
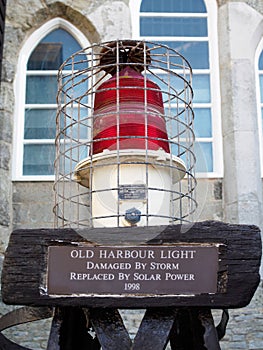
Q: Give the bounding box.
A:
[255,38,263,177]
[130,0,223,177]
[12,18,90,181]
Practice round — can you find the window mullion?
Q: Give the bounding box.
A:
[140,12,208,18]
[26,70,58,76]
[142,36,209,42]
[23,139,55,144]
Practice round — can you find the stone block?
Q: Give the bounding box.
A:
[88,1,131,41]
[0,111,12,143]
[12,202,54,228]
[0,82,15,113]
[12,182,54,203]
[0,142,10,171]
[6,0,45,29]
[0,226,11,253]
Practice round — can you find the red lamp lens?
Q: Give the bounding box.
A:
[92,67,169,155]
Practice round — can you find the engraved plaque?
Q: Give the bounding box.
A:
[47,245,219,296]
[118,184,146,200]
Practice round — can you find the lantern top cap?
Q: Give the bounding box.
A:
[99,40,151,76]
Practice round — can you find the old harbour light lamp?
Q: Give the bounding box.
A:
[1,42,261,350]
[54,40,197,228]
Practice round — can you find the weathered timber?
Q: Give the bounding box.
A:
[1,221,261,308]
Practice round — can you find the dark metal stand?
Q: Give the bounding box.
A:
[0,306,227,350]
[46,307,223,350]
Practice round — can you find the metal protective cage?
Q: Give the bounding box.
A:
[53,40,197,228]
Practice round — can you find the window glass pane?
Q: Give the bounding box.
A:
[61,53,88,71]
[195,142,213,172]
[25,108,90,140]
[60,108,90,139]
[149,74,210,104]
[259,51,263,70]
[152,41,209,69]
[23,144,55,175]
[28,43,63,70]
[149,73,191,103]
[165,108,193,139]
[28,29,82,70]
[26,76,57,104]
[42,29,82,63]
[171,139,213,173]
[170,142,187,161]
[192,74,210,103]
[24,109,56,139]
[147,43,189,69]
[140,17,207,37]
[193,108,212,137]
[140,0,206,13]
[147,42,209,70]
[59,143,88,175]
[61,73,89,103]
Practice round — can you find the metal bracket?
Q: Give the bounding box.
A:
[0,306,53,349]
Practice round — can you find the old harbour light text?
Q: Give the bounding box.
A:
[70,248,197,260]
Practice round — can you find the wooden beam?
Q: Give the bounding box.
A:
[1,221,261,308]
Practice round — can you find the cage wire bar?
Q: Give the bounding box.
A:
[53,40,197,228]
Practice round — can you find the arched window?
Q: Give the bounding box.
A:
[13,18,90,180]
[130,0,222,175]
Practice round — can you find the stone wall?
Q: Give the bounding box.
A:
[12,182,54,230]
